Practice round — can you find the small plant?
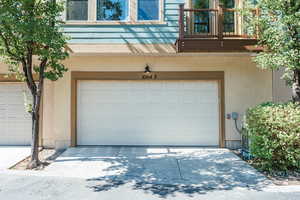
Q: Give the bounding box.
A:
[245,102,300,172]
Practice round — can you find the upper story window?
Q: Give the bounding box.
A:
[138,0,159,21]
[221,0,235,33]
[192,0,210,33]
[64,0,164,24]
[97,0,129,21]
[67,0,88,20]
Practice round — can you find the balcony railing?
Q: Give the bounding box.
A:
[179,4,259,40]
[177,4,260,52]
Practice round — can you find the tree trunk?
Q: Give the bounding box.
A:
[27,86,43,169]
[292,69,300,103]
[27,103,40,169]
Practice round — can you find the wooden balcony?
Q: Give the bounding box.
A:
[175,4,261,53]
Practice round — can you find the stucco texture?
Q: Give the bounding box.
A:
[0,54,272,149]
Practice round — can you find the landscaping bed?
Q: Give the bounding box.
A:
[233,149,300,186]
[231,101,300,185]
[10,148,64,170]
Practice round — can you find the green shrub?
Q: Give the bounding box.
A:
[245,102,300,172]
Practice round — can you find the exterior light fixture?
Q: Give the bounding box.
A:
[144,65,151,74]
[142,65,157,80]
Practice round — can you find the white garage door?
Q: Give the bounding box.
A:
[0,83,32,145]
[77,80,220,146]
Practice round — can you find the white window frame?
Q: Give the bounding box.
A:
[187,0,216,35]
[62,0,90,22]
[136,0,164,23]
[94,0,131,22]
[62,0,166,25]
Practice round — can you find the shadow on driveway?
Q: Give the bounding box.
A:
[56,147,271,198]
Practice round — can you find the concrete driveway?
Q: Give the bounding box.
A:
[0,146,30,170]
[42,147,271,198]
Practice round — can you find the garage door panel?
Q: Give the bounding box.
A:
[78,117,220,130]
[0,83,31,145]
[79,131,219,146]
[81,109,219,121]
[77,80,220,146]
[79,103,218,119]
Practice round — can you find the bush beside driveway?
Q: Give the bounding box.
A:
[245,102,300,172]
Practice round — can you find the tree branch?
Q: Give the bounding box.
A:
[21,59,35,100]
[25,43,37,94]
[0,32,20,60]
[39,58,48,83]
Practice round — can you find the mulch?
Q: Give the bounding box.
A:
[232,150,300,186]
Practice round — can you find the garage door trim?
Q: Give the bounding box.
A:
[71,71,225,147]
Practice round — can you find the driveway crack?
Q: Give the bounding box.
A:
[175,159,184,180]
[115,147,121,157]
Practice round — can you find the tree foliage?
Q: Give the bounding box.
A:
[0,0,68,81]
[243,0,300,101]
[0,0,69,168]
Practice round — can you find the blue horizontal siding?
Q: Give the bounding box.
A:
[66,32,178,38]
[63,0,183,44]
[69,38,177,44]
[63,26,178,33]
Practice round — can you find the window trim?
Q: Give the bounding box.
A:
[63,0,165,25]
[64,0,90,22]
[95,0,131,22]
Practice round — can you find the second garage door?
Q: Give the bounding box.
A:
[77,80,220,146]
[0,83,32,145]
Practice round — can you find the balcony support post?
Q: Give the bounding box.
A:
[179,4,185,40]
[218,4,224,40]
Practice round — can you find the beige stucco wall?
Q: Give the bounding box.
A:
[273,68,293,102]
[0,53,273,149]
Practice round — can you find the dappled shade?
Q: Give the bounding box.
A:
[46,147,271,198]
